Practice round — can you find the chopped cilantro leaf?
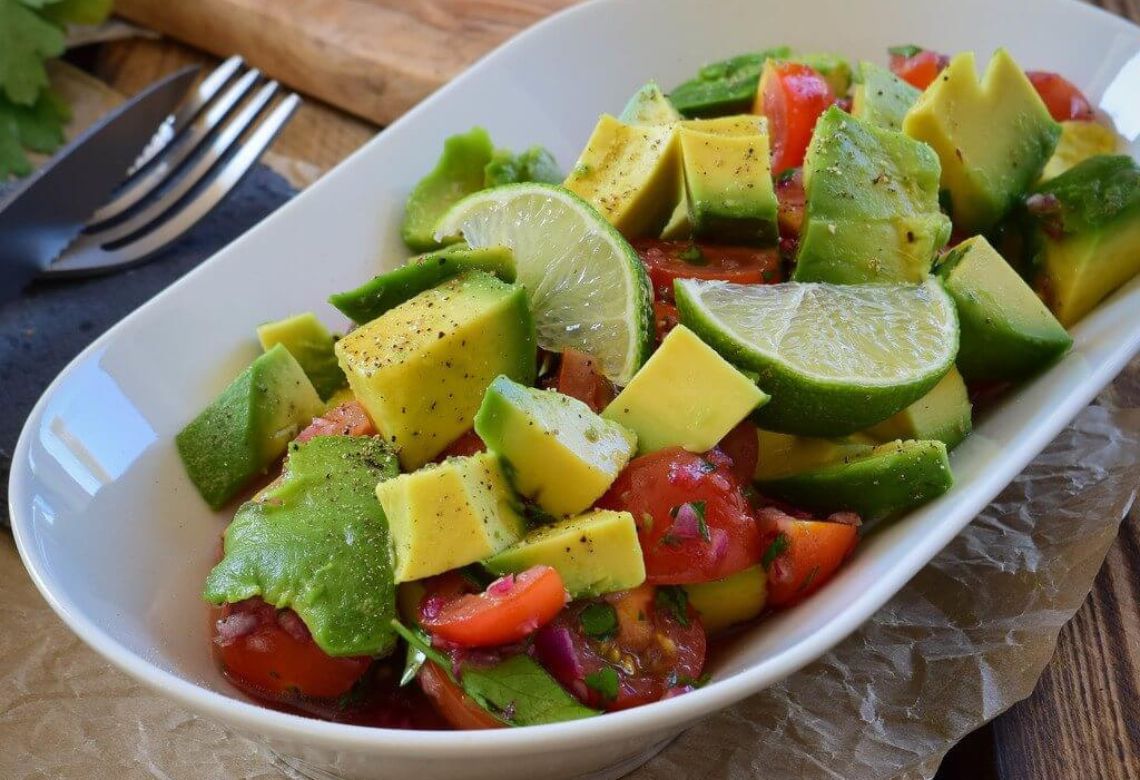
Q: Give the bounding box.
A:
[887,44,924,59]
[678,243,707,266]
[584,667,619,701]
[761,532,790,570]
[579,602,618,640]
[655,585,690,627]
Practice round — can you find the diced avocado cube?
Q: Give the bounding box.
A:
[376,452,526,583]
[678,126,778,246]
[619,81,683,125]
[335,271,536,470]
[902,49,1061,234]
[684,565,767,634]
[256,312,346,400]
[603,325,768,454]
[474,376,636,517]
[865,367,972,450]
[484,146,563,188]
[668,47,794,118]
[795,52,853,96]
[1024,155,1140,327]
[794,106,950,284]
[753,429,877,481]
[484,509,646,598]
[563,114,682,237]
[329,244,516,325]
[176,344,324,509]
[1040,121,1119,182]
[402,127,494,251]
[851,61,921,132]
[937,235,1071,380]
[756,439,953,522]
[203,435,400,657]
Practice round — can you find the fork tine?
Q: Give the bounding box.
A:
[91,66,262,224]
[45,93,301,277]
[85,79,279,246]
[126,55,245,178]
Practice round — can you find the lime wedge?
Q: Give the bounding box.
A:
[675,278,958,435]
[435,183,652,385]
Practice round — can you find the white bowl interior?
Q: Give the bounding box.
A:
[10,0,1140,772]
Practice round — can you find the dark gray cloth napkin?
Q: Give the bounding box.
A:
[0,165,296,523]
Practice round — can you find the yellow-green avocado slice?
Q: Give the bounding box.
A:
[256,312,346,400]
[376,452,525,583]
[335,271,536,470]
[865,366,972,450]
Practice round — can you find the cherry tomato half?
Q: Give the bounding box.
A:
[213,598,371,700]
[420,565,568,648]
[757,507,858,608]
[1027,71,1095,121]
[888,48,949,90]
[632,240,781,304]
[754,61,835,176]
[556,348,616,413]
[418,661,504,729]
[533,585,706,712]
[715,420,759,485]
[599,448,762,584]
[775,167,806,241]
[295,401,375,444]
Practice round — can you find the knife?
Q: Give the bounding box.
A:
[0,66,199,302]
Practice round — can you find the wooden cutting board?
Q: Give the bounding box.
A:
[113,0,578,126]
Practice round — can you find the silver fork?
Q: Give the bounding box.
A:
[43,56,300,277]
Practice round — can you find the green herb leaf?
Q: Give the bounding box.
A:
[584,667,619,701]
[41,0,113,26]
[678,243,707,266]
[761,532,790,570]
[460,655,598,726]
[655,585,690,627]
[887,44,924,59]
[0,0,66,106]
[390,619,450,671]
[400,641,427,687]
[579,602,618,640]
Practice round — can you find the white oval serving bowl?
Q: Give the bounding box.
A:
[10,0,1140,778]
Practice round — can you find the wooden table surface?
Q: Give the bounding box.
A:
[81,2,1139,777]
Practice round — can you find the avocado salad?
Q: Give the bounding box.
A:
[179,44,1138,729]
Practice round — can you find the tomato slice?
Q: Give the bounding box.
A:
[754,61,835,176]
[633,240,781,304]
[213,598,371,700]
[1026,71,1095,121]
[598,448,762,584]
[434,429,486,462]
[757,507,858,607]
[418,661,504,729]
[653,300,680,343]
[775,168,806,240]
[715,420,759,485]
[420,566,568,648]
[533,585,706,712]
[888,48,949,90]
[556,348,616,413]
[295,401,375,444]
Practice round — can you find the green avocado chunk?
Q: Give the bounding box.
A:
[937,235,1071,381]
[619,81,683,125]
[402,127,495,251]
[851,61,920,132]
[1023,154,1140,327]
[669,47,793,117]
[484,146,564,188]
[794,106,951,284]
[203,435,400,657]
[256,312,346,400]
[865,367,972,450]
[475,376,637,517]
[329,244,516,325]
[755,439,953,522]
[176,344,324,509]
[679,125,778,245]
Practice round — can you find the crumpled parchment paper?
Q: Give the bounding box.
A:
[2,359,1136,780]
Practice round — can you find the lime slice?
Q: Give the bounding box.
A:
[675,278,958,436]
[434,183,652,385]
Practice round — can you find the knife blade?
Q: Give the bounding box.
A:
[0,66,199,302]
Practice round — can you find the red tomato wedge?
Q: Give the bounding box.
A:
[295,401,375,444]
[598,448,762,584]
[556,348,616,413]
[420,566,568,648]
[434,429,486,462]
[757,507,859,607]
[653,300,680,343]
[632,240,781,304]
[754,61,834,176]
[1026,71,1095,121]
[418,662,504,729]
[213,598,371,700]
[888,48,949,90]
[715,420,759,485]
[775,168,806,240]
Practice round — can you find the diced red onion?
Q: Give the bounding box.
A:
[213,611,258,646]
[828,511,862,527]
[533,625,587,683]
[669,503,702,540]
[486,574,516,597]
[276,609,311,641]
